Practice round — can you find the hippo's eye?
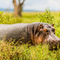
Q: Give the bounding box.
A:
[47,26,51,28]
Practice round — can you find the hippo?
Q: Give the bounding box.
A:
[0,22,60,50]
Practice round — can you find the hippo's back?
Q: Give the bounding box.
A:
[0,22,52,43]
[0,23,29,41]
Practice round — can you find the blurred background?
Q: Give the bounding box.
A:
[0,0,60,24]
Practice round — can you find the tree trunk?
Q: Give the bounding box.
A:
[13,0,18,16]
[18,4,22,17]
[13,0,25,17]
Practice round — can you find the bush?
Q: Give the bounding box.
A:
[39,9,54,24]
[0,11,22,24]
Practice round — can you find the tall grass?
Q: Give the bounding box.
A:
[0,10,60,60]
[0,41,60,60]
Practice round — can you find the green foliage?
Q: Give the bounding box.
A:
[0,11,22,24]
[39,9,54,24]
[0,11,60,60]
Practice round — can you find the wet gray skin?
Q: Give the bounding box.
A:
[0,22,60,50]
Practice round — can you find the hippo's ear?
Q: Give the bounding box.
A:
[52,24,54,26]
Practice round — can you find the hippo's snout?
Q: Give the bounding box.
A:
[48,40,58,50]
[45,32,60,50]
[48,38,60,50]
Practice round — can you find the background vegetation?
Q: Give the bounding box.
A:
[0,10,60,60]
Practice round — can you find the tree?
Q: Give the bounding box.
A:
[13,0,25,17]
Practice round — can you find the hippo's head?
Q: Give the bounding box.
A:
[31,23,60,50]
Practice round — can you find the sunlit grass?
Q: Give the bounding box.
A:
[0,41,60,60]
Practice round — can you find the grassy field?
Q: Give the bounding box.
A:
[0,10,60,60]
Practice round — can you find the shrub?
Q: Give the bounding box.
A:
[39,9,54,24]
[0,11,22,24]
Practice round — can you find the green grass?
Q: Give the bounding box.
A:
[0,10,60,60]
